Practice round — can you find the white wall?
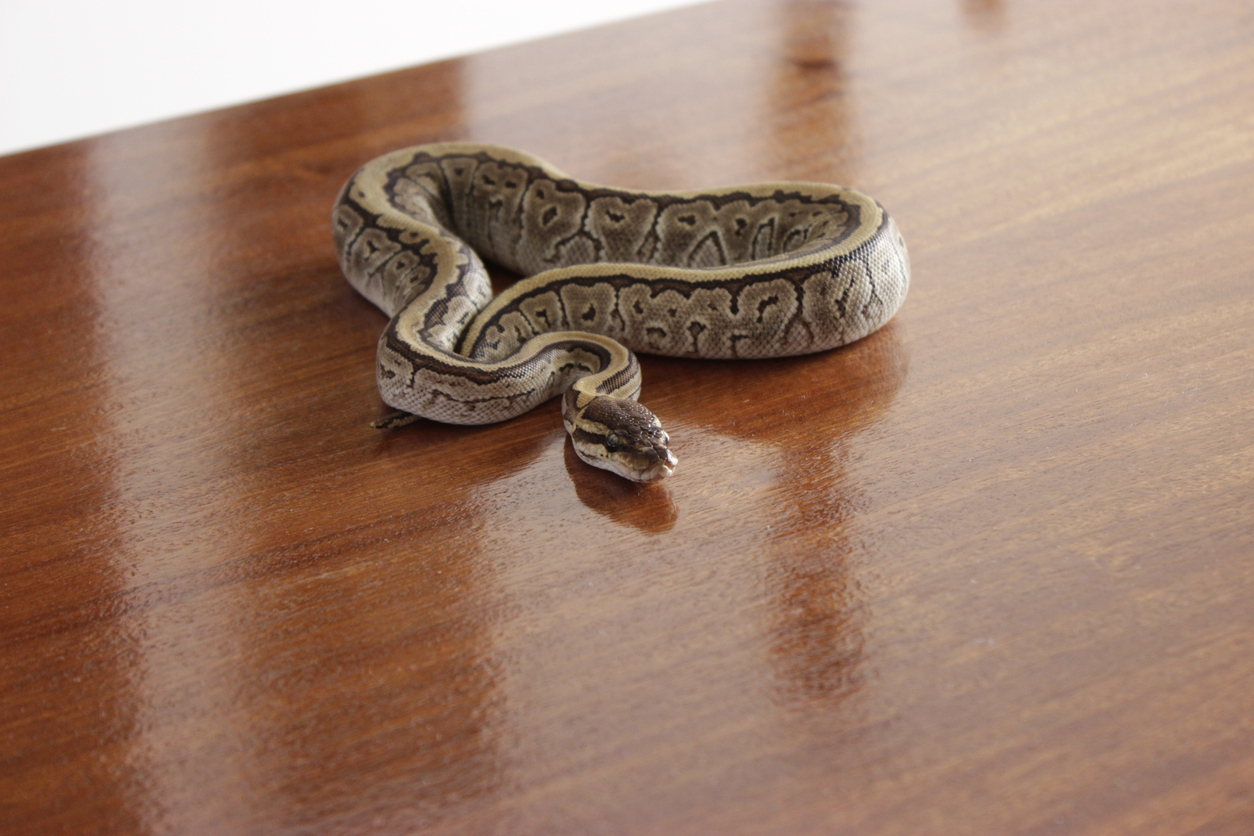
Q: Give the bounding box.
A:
[0,0,708,155]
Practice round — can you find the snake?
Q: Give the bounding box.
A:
[332,142,909,482]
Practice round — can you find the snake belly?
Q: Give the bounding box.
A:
[331,142,909,481]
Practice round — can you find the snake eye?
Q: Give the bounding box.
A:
[603,434,622,453]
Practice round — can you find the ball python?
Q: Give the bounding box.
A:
[332,142,909,482]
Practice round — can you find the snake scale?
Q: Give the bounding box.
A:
[332,142,909,482]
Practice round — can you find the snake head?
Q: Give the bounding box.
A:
[564,395,678,483]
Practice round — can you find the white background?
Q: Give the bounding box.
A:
[0,0,707,155]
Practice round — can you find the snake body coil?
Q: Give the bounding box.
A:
[332,143,909,481]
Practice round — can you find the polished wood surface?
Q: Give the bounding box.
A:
[2,1,1252,833]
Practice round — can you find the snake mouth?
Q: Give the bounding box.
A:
[635,461,675,483]
[633,450,678,483]
[571,443,677,483]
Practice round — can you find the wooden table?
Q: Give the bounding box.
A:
[3,1,1252,833]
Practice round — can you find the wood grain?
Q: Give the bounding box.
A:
[2,0,1253,833]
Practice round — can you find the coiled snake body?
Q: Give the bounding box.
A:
[332,143,909,481]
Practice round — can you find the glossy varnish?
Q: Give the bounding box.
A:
[2,0,1252,833]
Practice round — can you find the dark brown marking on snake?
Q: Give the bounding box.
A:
[782,284,813,348]
[557,359,597,375]
[753,218,777,260]
[687,320,707,353]
[428,388,541,412]
[569,426,609,446]
[552,229,605,264]
[386,330,617,388]
[418,251,478,337]
[636,227,660,262]
[580,394,656,431]
[598,358,640,397]
[689,230,728,267]
[756,296,781,323]
[783,228,808,252]
[611,287,628,331]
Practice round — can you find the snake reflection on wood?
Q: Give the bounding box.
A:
[332,142,909,482]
